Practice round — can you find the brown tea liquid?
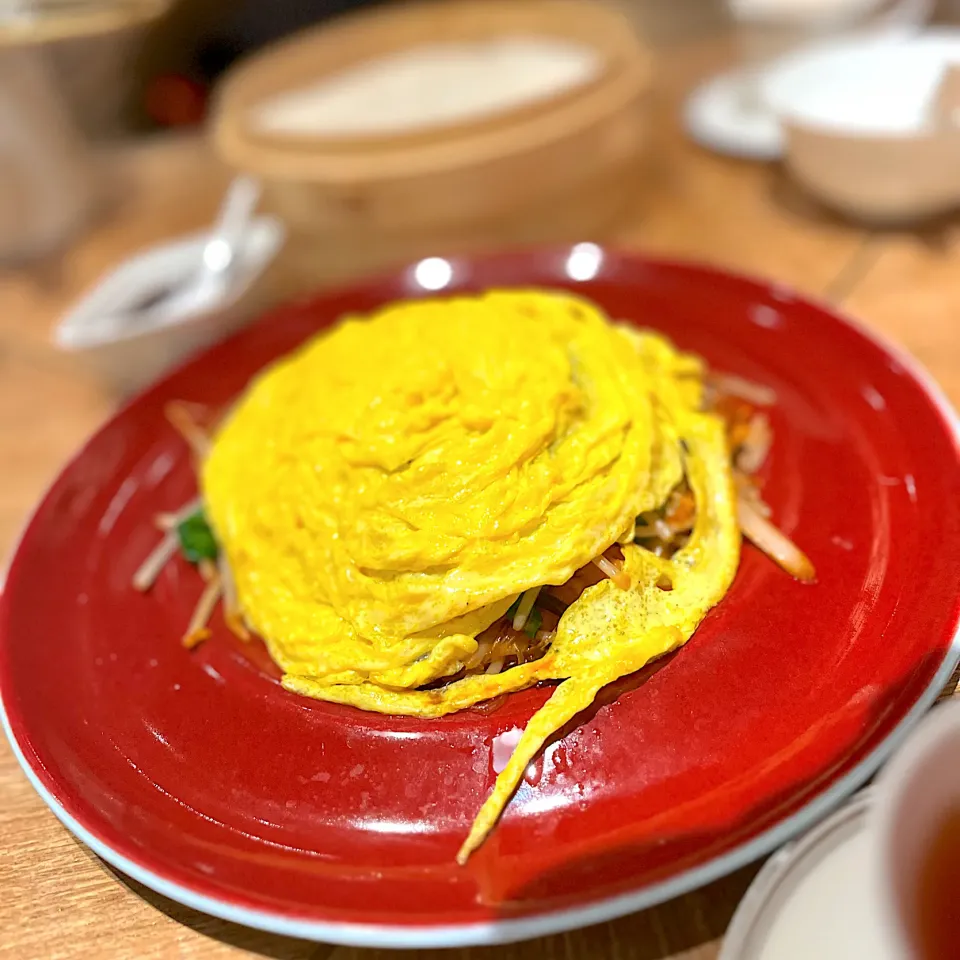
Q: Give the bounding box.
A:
[916,807,960,959]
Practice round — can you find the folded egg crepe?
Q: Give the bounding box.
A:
[196,289,745,861]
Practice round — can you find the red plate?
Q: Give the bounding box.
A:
[3,249,960,947]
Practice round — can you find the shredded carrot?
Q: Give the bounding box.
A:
[664,488,696,531]
[165,401,211,461]
[181,572,222,648]
[183,627,212,650]
[713,395,756,450]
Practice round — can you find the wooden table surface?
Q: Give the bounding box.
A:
[3,32,960,960]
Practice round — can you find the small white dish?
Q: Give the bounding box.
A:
[54,215,284,395]
[721,699,960,959]
[684,69,785,160]
[761,30,960,221]
[761,30,958,135]
[718,791,897,959]
[684,0,930,159]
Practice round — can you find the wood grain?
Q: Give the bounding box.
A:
[0,29,953,960]
[615,35,869,294]
[843,226,960,407]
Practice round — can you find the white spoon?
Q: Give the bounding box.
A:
[128,175,262,325]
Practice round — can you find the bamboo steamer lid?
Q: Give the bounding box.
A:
[211,0,653,290]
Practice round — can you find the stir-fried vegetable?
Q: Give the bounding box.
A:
[523,607,543,639]
[133,372,814,661]
[737,496,816,582]
[512,587,542,631]
[177,510,218,563]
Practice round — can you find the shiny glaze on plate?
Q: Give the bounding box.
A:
[3,248,960,947]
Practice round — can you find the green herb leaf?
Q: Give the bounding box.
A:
[523,607,542,639]
[177,510,218,563]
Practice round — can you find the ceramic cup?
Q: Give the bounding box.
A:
[872,698,960,959]
[761,31,960,222]
[0,46,101,263]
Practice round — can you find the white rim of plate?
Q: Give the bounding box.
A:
[2,253,960,949]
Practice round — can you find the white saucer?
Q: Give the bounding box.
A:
[683,69,784,160]
[719,791,898,959]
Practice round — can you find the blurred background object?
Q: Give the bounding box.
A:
[53,174,284,394]
[763,30,960,222]
[0,45,98,262]
[211,0,652,296]
[0,0,168,262]
[133,0,398,131]
[684,0,932,158]
[7,0,960,388]
[48,0,960,139]
[0,1,168,138]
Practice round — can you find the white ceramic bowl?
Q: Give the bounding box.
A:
[54,215,284,395]
[762,30,960,221]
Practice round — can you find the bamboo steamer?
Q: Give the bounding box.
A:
[211,0,653,294]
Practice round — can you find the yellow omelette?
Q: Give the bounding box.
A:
[201,289,741,862]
